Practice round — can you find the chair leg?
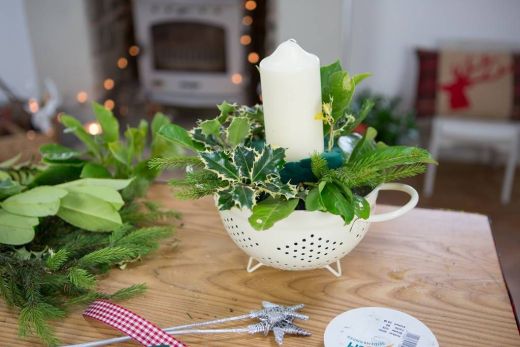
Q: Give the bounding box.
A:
[501,132,519,204]
[424,121,441,197]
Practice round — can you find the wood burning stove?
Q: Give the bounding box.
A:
[133,0,248,107]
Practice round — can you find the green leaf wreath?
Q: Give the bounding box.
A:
[0,104,181,346]
[152,61,436,231]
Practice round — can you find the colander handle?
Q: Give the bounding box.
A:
[367,183,418,223]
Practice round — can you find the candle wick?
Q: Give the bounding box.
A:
[288,38,298,44]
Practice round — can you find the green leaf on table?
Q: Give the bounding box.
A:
[58,178,132,190]
[199,119,221,136]
[251,146,285,182]
[39,144,80,161]
[80,163,111,178]
[1,186,68,217]
[159,123,204,151]
[93,102,119,143]
[60,115,101,158]
[0,179,23,200]
[200,151,240,181]
[226,116,250,147]
[57,191,122,232]
[0,209,38,245]
[66,186,124,210]
[248,197,299,231]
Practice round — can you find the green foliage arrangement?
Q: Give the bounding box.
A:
[0,105,180,346]
[351,90,418,145]
[153,61,436,231]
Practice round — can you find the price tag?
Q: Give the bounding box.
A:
[324,307,438,347]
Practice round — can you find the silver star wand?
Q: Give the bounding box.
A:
[66,301,311,347]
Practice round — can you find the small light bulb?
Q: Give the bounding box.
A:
[242,15,253,26]
[240,35,252,45]
[104,99,115,111]
[245,0,257,11]
[129,45,140,56]
[248,52,260,63]
[85,121,102,135]
[103,78,115,90]
[231,73,243,85]
[76,91,88,103]
[117,57,128,69]
[28,98,39,113]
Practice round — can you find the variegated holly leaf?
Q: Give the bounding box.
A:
[258,176,297,199]
[226,116,251,147]
[191,127,221,148]
[232,146,255,178]
[217,184,255,210]
[200,151,240,181]
[251,146,285,182]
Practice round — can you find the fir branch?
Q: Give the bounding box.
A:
[45,249,69,271]
[148,156,203,170]
[19,303,63,347]
[310,153,329,179]
[109,283,147,301]
[67,268,95,289]
[78,247,136,268]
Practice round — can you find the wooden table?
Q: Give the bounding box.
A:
[1,184,519,346]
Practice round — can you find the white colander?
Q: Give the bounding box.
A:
[218,183,418,276]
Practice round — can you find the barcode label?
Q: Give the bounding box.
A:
[400,332,420,347]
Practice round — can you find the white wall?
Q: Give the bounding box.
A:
[346,0,520,109]
[272,0,345,66]
[24,0,97,110]
[0,0,39,103]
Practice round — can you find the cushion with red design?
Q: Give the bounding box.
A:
[415,49,520,120]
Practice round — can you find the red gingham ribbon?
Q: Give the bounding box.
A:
[83,300,186,347]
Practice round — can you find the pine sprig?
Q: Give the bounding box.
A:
[148,156,203,170]
[78,247,136,268]
[45,249,69,271]
[310,153,329,179]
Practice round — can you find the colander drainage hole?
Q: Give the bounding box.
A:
[285,252,289,255]
[276,247,281,250]
[356,234,360,238]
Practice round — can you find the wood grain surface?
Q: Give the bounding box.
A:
[0,183,518,346]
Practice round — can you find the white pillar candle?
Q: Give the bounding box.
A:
[259,39,324,162]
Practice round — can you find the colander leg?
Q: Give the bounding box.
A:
[324,260,342,277]
[246,257,264,273]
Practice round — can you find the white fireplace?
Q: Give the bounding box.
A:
[133,0,248,107]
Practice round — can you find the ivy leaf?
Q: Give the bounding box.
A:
[251,146,285,182]
[60,114,101,158]
[80,163,111,178]
[159,123,205,151]
[248,197,299,231]
[93,102,120,143]
[0,179,23,200]
[199,119,221,136]
[39,144,80,161]
[1,186,68,217]
[233,146,255,177]
[305,186,325,211]
[226,116,251,147]
[321,183,355,224]
[57,191,122,232]
[200,151,240,181]
[353,194,370,219]
[0,209,38,245]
